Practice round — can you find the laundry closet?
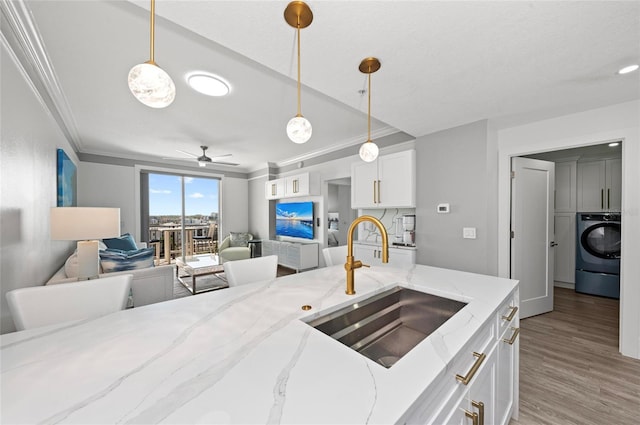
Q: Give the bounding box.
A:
[525,142,622,296]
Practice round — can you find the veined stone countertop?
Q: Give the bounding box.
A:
[1,264,518,424]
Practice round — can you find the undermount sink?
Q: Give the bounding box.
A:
[304,286,467,368]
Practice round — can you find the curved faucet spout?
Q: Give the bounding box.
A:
[345,215,389,295]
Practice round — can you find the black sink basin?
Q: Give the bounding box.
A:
[304,286,467,368]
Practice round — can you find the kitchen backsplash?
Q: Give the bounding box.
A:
[357,208,416,243]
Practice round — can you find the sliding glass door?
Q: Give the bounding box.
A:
[141,172,220,264]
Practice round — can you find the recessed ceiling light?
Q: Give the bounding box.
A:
[187,73,230,97]
[609,142,620,147]
[618,64,639,75]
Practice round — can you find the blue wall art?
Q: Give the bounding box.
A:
[56,148,77,207]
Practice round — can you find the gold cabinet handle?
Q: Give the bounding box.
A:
[502,327,520,345]
[271,184,276,196]
[601,188,604,209]
[464,410,479,425]
[377,180,381,203]
[608,188,610,209]
[472,400,485,425]
[373,180,377,203]
[501,306,518,321]
[455,352,486,385]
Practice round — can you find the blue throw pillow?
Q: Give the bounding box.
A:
[102,233,137,251]
[99,248,155,272]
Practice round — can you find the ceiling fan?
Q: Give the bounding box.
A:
[165,145,238,167]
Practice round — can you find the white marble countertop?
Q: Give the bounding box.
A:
[1,264,517,424]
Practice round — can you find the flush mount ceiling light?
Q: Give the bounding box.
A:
[187,73,230,97]
[284,1,313,144]
[358,57,381,162]
[618,64,639,75]
[128,0,175,108]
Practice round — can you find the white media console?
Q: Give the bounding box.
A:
[262,240,319,272]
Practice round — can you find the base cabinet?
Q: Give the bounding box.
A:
[405,290,519,425]
[262,240,318,272]
[353,244,416,267]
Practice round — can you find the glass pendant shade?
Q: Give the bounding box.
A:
[128,62,176,108]
[359,141,379,162]
[287,115,312,144]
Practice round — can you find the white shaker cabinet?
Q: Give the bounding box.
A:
[554,213,576,284]
[576,159,621,212]
[353,244,416,267]
[262,240,318,272]
[554,161,577,213]
[351,150,416,208]
[265,172,318,200]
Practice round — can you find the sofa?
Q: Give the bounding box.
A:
[218,232,253,263]
[46,239,175,308]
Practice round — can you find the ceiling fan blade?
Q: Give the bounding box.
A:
[175,149,198,158]
[209,153,233,160]
[211,161,239,166]
[161,157,192,161]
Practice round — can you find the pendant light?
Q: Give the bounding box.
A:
[284,1,313,144]
[128,0,176,108]
[359,57,381,162]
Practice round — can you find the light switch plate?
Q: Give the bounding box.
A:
[463,227,477,239]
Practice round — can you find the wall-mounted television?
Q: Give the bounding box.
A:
[276,201,314,240]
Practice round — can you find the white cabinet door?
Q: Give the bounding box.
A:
[554,161,577,213]
[496,328,518,425]
[265,179,285,200]
[577,159,621,212]
[606,159,622,211]
[554,213,576,284]
[351,150,416,209]
[351,161,378,208]
[378,150,416,208]
[285,173,310,197]
[468,346,497,425]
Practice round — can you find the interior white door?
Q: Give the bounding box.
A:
[511,157,555,319]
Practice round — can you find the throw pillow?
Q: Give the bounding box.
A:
[229,232,251,247]
[99,248,155,273]
[102,233,137,251]
[64,252,79,278]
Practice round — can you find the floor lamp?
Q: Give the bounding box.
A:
[51,207,121,280]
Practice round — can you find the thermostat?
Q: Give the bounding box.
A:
[437,203,450,214]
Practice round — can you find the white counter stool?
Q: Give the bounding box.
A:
[223,255,278,287]
[6,274,132,331]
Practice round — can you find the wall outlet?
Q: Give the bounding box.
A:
[463,227,477,239]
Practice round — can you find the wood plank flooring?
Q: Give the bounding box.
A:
[510,287,640,425]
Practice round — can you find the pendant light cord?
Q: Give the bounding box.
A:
[367,68,372,142]
[296,21,302,116]
[149,0,155,64]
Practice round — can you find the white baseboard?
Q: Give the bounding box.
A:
[554,281,575,290]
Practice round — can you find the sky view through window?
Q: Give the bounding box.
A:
[149,173,219,216]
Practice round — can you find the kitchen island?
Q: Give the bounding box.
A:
[1,264,519,424]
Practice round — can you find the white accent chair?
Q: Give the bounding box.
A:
[6,274,133,331]
[322,245,347,267]
[223,255,278,287]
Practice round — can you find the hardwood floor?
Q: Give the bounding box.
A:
[511,287,640,425]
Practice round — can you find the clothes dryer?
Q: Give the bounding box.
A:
[575,213,621,298]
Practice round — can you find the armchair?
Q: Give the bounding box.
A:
[218,232,253,263]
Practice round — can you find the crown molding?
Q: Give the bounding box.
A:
[0,0,81,150]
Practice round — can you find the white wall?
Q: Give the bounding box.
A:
[79,163,135,234]
[497,100,640,359]
[221,176,249,239]
[0,41,78,334]
[248,174,270,240]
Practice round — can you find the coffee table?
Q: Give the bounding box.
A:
[175,254,227,295]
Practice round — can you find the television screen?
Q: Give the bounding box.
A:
[276,201,314,240]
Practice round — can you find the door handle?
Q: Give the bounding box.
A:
[550,241,558,247]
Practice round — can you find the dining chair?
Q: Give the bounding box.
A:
[223,255,278,287]
[6,274,133,331]
[322,245,347,267]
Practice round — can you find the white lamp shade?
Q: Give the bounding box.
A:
[51,208,121,241]
[286,116,312,144]
[359,141,379,162]
[128,62,176,108]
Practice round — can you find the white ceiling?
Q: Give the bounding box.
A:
[14,1,640,173]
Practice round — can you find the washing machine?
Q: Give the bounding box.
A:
[575,213,621,298]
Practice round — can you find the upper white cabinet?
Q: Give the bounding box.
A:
[576,159,621,212]
[554,161,577,213]
[265,179,285,200]
[265,172,318,200]
[351,150,416,209]
[353,244,416,267]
